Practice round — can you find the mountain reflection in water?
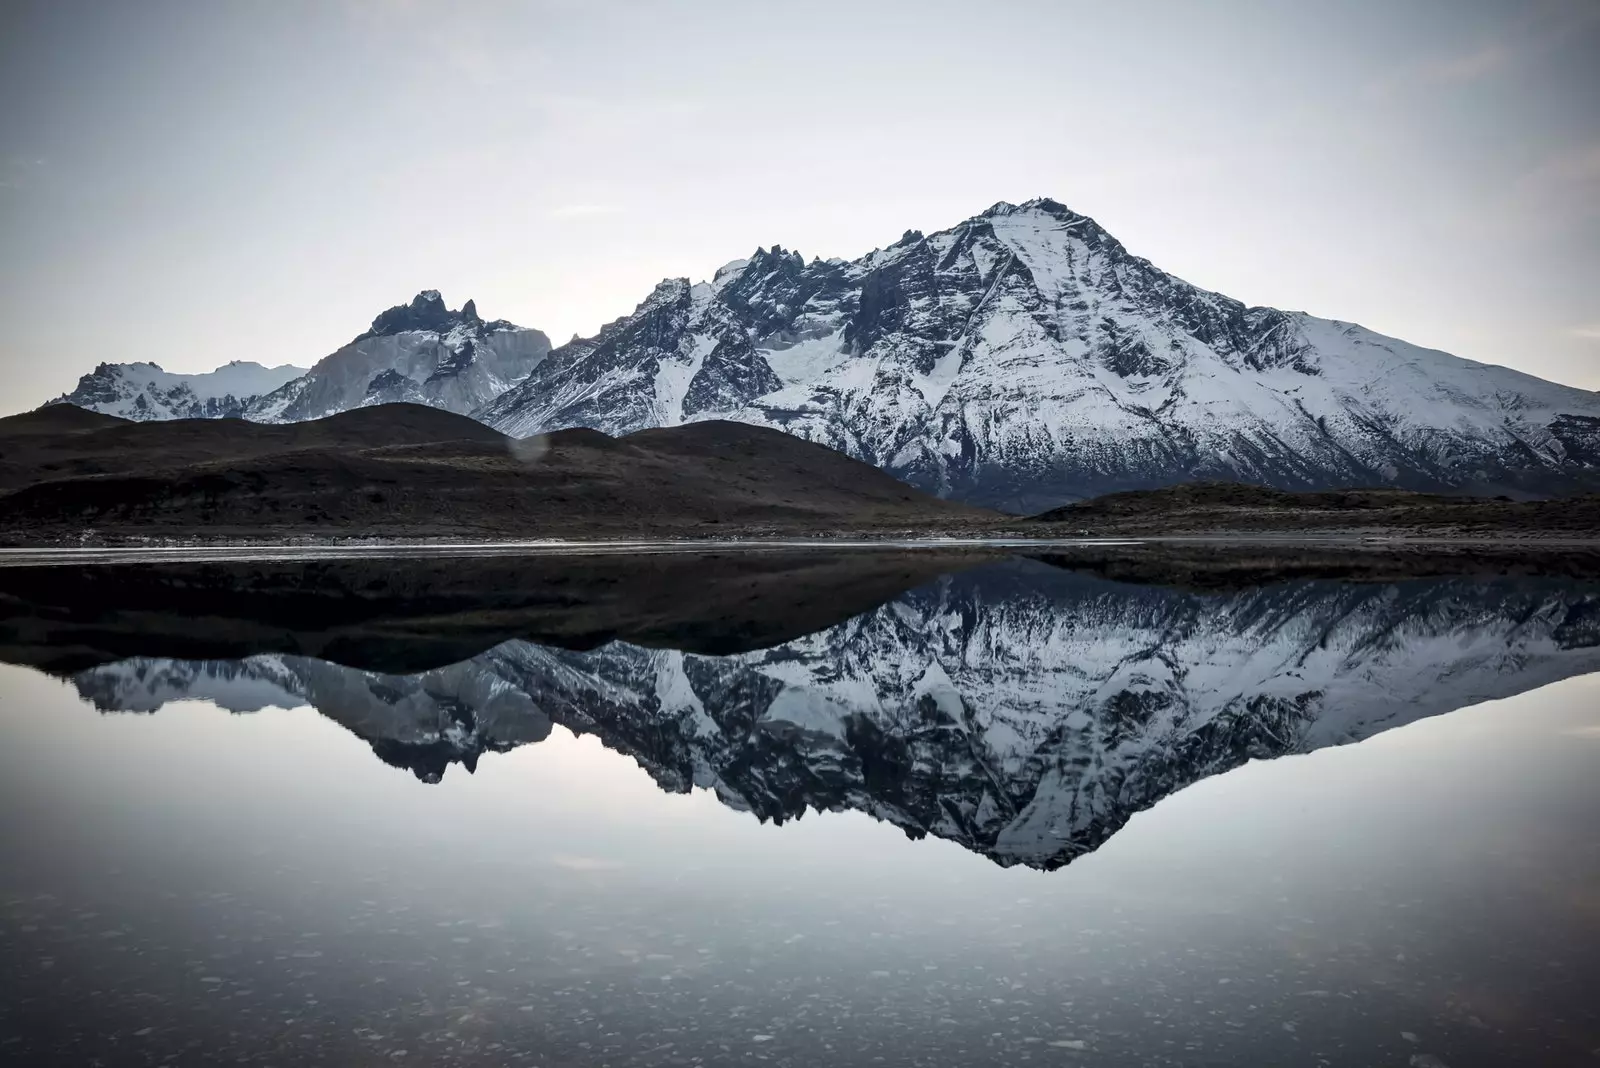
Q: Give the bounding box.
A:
[44,555,1600,870]
[4,547,1600,1068]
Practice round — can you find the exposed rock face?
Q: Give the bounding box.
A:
[477,199,1600,510]
[53,292,551,425]
[71,561,1600,868]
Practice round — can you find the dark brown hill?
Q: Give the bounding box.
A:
[0,402,504,490]
[0,403,995,542]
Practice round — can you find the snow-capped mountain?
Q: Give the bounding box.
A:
[54,291,551,424]
[47,200,1600,508]
[71,561,1600,869]
[477,199,1600,510]
[52,360,308,421]
[245,291,550,422]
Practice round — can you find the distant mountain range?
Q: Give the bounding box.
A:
[56,291,550,424]
[56,359,310,420]
[57,559,1600,870]
[51,200,1600,508]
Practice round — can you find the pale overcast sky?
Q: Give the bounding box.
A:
[1,0,1597,414]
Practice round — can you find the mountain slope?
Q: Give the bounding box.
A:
[0,403,994,540]
[65,561,1600,867]
[52,291,551,425]
[478,199,1600,510]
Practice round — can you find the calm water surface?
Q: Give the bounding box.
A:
[1,555,1597,1067]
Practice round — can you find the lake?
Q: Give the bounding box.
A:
[1,549,1597,1067]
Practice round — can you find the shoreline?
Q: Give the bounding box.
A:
[5,531,1600,568]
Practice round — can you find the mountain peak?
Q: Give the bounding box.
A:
[359,290,472,341]
[643,278,691,307]
[983,197,1078,219]
[1022,196,1076,215]
[712,258,751,289]
[742,245,806,276]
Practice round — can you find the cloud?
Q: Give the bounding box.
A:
[546,203,625,219]
[1415,43,1511,84]
[530,93,707,135]
[1512,145,1600,224]
[1463,143,1600,239]
[1364,2,1600,100]
[1364,42,1510,99]
[340,0,549,85]
[1568,325,1600,341]
[1526,145,1600,188]
[0,156,46,193]
[549,853,624,872]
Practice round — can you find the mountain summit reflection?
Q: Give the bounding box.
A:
[47,555,1600,870]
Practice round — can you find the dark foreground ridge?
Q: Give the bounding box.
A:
[1031,480,1600,538]
[0,403,994,542]
[5,404,1600,544]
